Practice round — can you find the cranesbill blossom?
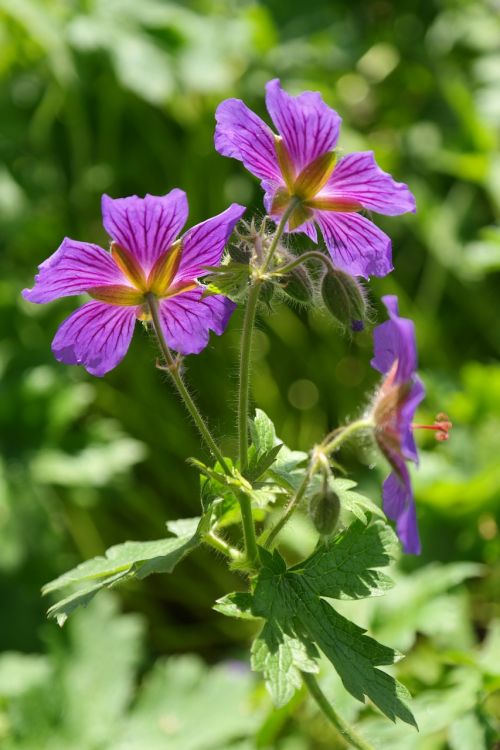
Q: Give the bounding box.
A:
[23,191,245,376]
[215,79,415,278]
[369,295,425,554]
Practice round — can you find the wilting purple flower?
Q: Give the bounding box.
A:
[215,79,415,278]
[369,295,425,554]
[23,191,245,376]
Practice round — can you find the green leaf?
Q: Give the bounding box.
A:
[251,622,319,707]
[292,520,398,600]
[246,443,283,482]
[248,522,416,726]
[202,261,251,301]
[330,477,386,522]
[213,592,258,620]
[43,516,205,625]
[449,712,488,750]
[249,408,277,454]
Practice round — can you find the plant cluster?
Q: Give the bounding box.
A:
[23,79,454,748]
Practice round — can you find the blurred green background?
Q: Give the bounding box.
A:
[1,0,499,747]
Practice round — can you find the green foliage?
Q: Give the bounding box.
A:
[1,0,500,745]
[219,520,416,726]
[0,595,263,750]
[43,516,205,625]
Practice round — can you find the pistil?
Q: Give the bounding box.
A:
[412,413,452,442]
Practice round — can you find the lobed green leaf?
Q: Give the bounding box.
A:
[43,516,205,625]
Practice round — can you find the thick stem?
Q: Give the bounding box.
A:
[237,491,260,569]
[302,673,375,750]
[238,199,299,472]
[147,293,230,475]
[238,281,262,473]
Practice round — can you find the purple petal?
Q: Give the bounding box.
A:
[215,99,281,181]
[383,470,421,555]
[320,152,416,216]
[174,204,246,283]
[159,289,236,355]
[400,376,426,463]
[23,239,126,303]
[52,301,136,376]
[265,79,341,173]
[371,295,417,381]
[315,211,393,278]
[101,190,188,273]
[294,219,318,242]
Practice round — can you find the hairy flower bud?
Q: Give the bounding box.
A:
[321,269,367,331]
[279,264,314,304]
[309,486,341,536]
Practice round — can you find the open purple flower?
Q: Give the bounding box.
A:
[23,191,245,376]
[369,295,425,554]
[215,79,415,278]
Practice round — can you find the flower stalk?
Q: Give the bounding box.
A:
[302,672,375,750]
[147,293,230,475]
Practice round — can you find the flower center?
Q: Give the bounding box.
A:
[412,413,452,442]
[272,136,361,229]
[88,241,197,311]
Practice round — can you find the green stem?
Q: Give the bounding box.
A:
[271,249,337,277]
[238,281,262,473]
[265,419,374,548]
[238,198,300,472]
[322,419,374,456]
[147,293,230,475]
[237,491,260,569]
[264,464,313,549]
[302,673,375,750]
[204,531,244,562]
[236,200,301,568]
[260,197,301,273]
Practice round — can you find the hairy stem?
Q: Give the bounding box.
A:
[238,281,262,473]
[260,197,301,273]
[147,293,230,474]
[322,418,374,456]
[204,531,244,562]
[238,199,301,473]
[236,200,301,568]
[264,465,312,549]
[271,249,338,277]
[302,673,375,750]
[237,491,260,569]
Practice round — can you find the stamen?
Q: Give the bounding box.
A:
[412,412,452,441]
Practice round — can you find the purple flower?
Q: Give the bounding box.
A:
[215,79,415,278]
[369,295,425,554]
[23,191,245,376]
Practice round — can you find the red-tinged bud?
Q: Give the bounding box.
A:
[321,269,367,331]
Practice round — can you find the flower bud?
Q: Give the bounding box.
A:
[321,269,367,331]
[279,265,314,305]
[309,486,341,536]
